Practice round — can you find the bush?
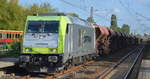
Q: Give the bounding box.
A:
[0,42,21,58]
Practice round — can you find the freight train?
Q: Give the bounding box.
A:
[18,13,142,72]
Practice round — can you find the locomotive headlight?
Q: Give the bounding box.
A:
[25,48,32,52]
[52,49,57,52]
[39,35,44,39]
[19,55,30,62]
[25,49,29,51]
[49,49,57,52]
[48,56,58,63]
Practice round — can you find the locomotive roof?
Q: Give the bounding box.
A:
[33,13,67,16]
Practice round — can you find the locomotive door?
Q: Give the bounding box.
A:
[65,24,83,57]
[64,24,74,61]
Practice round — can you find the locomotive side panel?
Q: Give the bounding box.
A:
[64,24,96,64]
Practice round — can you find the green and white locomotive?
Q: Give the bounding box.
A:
[19,13,96,72]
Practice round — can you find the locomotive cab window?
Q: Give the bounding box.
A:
[44,21,59,33]
[27,21,59,33]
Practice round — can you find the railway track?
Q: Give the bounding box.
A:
[97,45,144,79]
[0,45,144,79]
[52,45,144,79]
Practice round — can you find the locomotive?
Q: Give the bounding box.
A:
[18,13,142,72]
[19,13,96,72]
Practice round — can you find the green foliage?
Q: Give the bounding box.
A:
[110,25,121,31]
[27,3,57,15]
[0,42,21,58]
[121,24,130,34]
[9,42,21,53]
[111,14,117,27]
[110,14,130,33]
[0,1,57,30]
[0,0,26,30]
[110,14,121,31]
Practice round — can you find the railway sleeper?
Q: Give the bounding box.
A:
[55,54,94,73]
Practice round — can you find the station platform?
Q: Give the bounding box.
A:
[138,59,150,79]
[0,58,18,68]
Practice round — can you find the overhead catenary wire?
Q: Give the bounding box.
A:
[117,0,149,33]
[135,12,150,21]
[60,0,88,12]
[125,0,150,33]
[60,0,109,23]
[60,0,90,18]
[28,0,149,30]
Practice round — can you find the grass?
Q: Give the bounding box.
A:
[0,42,21,58]
[0,51,20,58]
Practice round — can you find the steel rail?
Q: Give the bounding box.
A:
[123,45,144,79]
[96,45,141,79]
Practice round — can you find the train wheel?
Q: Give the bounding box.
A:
[56,69,60,73]
[81,56,85,64]
[99,49,104,56]
[70,58,75,67]
[88,55,92,60]
[64,63,69,70]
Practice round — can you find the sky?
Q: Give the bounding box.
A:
[19,0,150,34]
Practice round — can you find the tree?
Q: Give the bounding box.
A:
[0,2,57,30]
[136,34,142,38]
[110,14,121,31]
[0,0,25,30]
[9,0,18,4]
[111,14,117,27]
[110,26,121,31]
[121,24,130,34]
[27,3,57,15]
